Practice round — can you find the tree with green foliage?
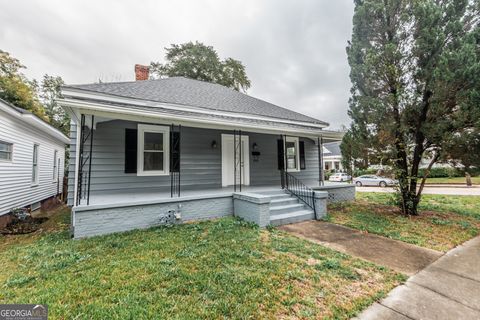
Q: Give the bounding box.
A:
[0,50,46,120]
[150,41,251,92]
[37,74,69,135]
[345,0,480,215]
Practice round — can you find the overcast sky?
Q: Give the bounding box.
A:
[0,0,354,129]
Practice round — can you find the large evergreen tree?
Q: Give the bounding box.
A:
[345,0,480,215]
[150,41,251,92]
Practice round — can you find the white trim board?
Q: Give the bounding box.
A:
[136,124,170,176]
[59,99,344,141]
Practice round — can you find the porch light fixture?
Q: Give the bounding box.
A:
[211,140,217,149]
[252,143,260,161]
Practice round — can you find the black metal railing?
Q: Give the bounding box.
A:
[233,129,243,192]
[76,114,94,206]
[170,124,181,197]
[280,170,316,214]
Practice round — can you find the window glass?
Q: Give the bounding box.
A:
[143,132,164,171]
[286,141,297,170]
[144,152,164,171]
[53,150,58,180]
[32,144,39,183]
[144,132,163,150]
[0,141,12,160]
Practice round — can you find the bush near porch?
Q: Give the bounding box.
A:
[0,208,404,319]
[327,193,480,252]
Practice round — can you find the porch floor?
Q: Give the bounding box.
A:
[78,182,350,208]
[79,185,283,207]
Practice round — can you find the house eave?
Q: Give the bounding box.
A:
[60,87,329,129]
[0,100,70,144]
[58,97,344,141]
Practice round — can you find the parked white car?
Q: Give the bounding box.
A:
[329,172,352,182]
[353,175,397,187]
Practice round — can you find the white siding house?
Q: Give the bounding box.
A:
[0,99,69,215]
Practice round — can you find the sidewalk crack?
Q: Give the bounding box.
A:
[407,281,480,313]
[378,302,415,320]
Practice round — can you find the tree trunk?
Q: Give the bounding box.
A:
[465,171,472,187]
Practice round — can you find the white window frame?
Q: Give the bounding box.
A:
[137,124,170,176]
[32,144,39,185]
[53,150,58,181]
[285,137,300,172]
[0,140,13,162]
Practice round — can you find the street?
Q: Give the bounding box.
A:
[356,185,480,196]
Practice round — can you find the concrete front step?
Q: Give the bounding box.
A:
[270,203,306,215]
[270,197,298,206]
[269,210,315,226]
[267,194,292,200]
[256,190,287,196]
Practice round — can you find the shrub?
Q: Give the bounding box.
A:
[418,167,461,178]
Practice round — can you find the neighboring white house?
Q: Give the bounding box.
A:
[0,99,70,215]
[323,141,343,172]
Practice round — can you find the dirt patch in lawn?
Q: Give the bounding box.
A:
[0,215,48,235]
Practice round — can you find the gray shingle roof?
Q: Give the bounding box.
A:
[64,77,327,125]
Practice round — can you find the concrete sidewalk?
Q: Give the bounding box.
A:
[280,221,442,275]
[356,236,480,319]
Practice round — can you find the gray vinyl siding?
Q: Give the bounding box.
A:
[67,119,322,204]
[248,133,320,186]
[0,108,66,215]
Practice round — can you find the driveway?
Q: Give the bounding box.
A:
[356,185,480,196]
[279,221,442,275]
[356,236,480,319]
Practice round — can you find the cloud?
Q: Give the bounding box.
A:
[0,0,354,128]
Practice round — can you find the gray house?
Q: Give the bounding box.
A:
[59,74,351,238]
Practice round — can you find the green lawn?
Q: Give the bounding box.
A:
[425,176,480,185]
[0,207,404,319]
[327,193,480,252]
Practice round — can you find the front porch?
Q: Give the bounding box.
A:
[68,112,352,238]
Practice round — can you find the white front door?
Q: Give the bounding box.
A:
[221,134,250,187]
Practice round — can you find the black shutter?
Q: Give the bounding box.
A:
[125,129,137,173]
[299,141,306,170]
[170,131,180,172]
[277,139,284,170]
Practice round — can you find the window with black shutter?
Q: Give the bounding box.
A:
[277,139,284,170]
[299,141,306,170]
[125,128,137,173]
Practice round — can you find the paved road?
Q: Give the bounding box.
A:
[356,185,480,196]
[356,236,480,319]
[280,221,442,275]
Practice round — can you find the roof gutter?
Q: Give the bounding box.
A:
[58,98,344,141]
[60,87,329,129]
[0,100,70,144]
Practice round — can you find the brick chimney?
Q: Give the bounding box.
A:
[135,64,149,81]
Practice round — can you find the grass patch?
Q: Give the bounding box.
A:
[0,211,404,319]
[327,193,480,252]
[424,176,480,185]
